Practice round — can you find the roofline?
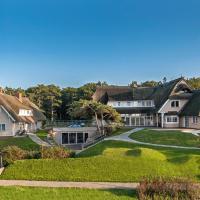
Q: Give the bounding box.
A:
[0,105,16,122]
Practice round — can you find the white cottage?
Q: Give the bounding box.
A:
[0,91,46,136]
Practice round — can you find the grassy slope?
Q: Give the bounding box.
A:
[0,187,136,200]
[110,128,132,136]
[36,130,48,141]
[0,137,39,151]
[129,129,200,147]
[1,141,200,182]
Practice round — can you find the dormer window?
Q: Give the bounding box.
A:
[19,109,33,116]
[171,100,179,108]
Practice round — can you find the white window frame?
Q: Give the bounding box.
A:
[193,116,198,124]
[171,100,180,108]
[165,115,179,124]
[0,124,6,132]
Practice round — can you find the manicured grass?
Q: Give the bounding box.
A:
[129,129,200,147]
[1,141,200,182]
[0,187,136,200]
[36,130,48,141]
[0,137,39,151]
[111,128,132,136]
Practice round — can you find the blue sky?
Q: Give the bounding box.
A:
[1,0,200,88]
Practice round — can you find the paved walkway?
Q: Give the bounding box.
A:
[105,128,200,150]
[0,180,138,189]
[27,133,51,147]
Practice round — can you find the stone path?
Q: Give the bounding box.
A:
[105,128,200,150]
[0,180,138,189]
[27,133,51,147]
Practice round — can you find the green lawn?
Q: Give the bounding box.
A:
[0,137,39,151]
[1,141,200,182]
[0,187,136,200]
[110,127,132,136]
[36,130,48,141]
[129,129,200,147]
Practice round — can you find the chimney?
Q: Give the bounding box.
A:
[16,92,23,103]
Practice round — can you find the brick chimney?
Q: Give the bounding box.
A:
[16,92,23,103]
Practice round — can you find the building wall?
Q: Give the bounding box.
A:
[0,107,15,136]
[53,127,98,146]
[180,116,200,129]
[159,99,189,113]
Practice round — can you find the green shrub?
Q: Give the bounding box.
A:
[26,151,41,159]
[40,146,73,159]
[2,146,27,165]
[137,178,200,200]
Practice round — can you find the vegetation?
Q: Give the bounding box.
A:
[36,130,48,141]
[3,77,200,121]
[2,146,28,166]
[0,137,39,151]
[110,127,132,136]
[0,187,136,200]
[1,141,200,182]
[137,179,200,200]
[129,129,200,147]
[41,146,74,159]
[69,100,122,135]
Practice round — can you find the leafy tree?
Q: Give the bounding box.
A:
[69,100,121,135]
[141,81,159,87]
[187,77,200,89]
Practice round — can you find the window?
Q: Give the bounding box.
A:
[146,101,152,107]
[142,101,145,107]
[193,116,198,124]
[69,133,76,144]
[77,132,84,143]
[171,101,179,108]
[62,133,69,144]
[0,124,6,132]
[127,102,131,106]
[117,102,121,106]
[166,116,178,123]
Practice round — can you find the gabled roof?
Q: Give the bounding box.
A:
[0,93,46,123]
[93,78,187,111]
[180,90,200,116]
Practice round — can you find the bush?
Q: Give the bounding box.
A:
[137,179,200,200]
[40,146,74,159]
[26,151,41,159]
[2,146,27,166]
[105,123,123,136]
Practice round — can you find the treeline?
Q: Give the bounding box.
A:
[4,82,108,120]
[129,77,200,88]
[2,77,200,120]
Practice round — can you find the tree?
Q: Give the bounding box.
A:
[69,100,121,135]
[141,81,159,87]
[187,77,200,89]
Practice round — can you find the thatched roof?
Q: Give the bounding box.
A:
[93,78,188,112]
[180,90,200,116]
[0,93,46,123]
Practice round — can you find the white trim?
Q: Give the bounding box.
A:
[165,115,179,124]
[170,100,180,108]
[158,99,169,113]
[0,106,15,122]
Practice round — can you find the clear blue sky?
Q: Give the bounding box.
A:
[1,0,200,88]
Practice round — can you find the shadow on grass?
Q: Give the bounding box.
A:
[104,189,137,199]
[167,155,191,164]
[78,140,200,159]
[126,149,141,157]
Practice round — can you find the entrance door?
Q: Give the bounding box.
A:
[185,117,189,128]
